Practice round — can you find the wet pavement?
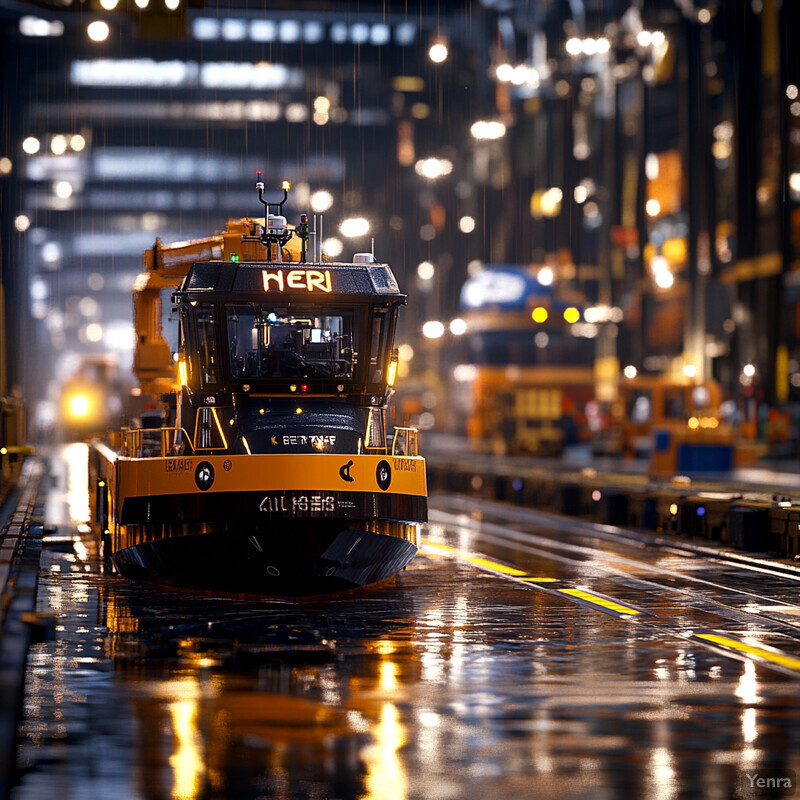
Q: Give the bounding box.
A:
[9,446,800,799]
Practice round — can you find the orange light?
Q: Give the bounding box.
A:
[262,269,332,293]
[178,359,188,387]
[387,358,399,387]
[531,307,548,323]
[69,394,90,418]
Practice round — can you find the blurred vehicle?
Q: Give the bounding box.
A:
[58,355,126,442]
[593,374,723,458]
[449,265,595,456]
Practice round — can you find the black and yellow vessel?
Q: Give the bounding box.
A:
[89,179,426,596]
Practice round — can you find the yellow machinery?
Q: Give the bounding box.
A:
[88,178,426,596]
[134,209,304,398]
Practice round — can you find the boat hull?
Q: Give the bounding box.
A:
[110,523,419,596]
[90,447,427,596]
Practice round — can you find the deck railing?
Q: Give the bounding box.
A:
[119,426,193,458]
[118,422,420,459]
[391,427,419,457]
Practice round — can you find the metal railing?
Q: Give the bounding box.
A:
[391,427,419,457]
[116,420,420,459]
[119,426,193,458]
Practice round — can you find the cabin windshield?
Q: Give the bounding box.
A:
[226,303,360,380]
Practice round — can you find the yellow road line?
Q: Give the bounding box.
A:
[558,588,643,616]
[424,542,531,577]
[693,632,800,671]
[426,542,642,607]
[423,539,800,677]
[423,542,458,557]
[465,556,527,576]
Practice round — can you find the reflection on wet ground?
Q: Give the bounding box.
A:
[11,450,800,799]
[12,539,800,800]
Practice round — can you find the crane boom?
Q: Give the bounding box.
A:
[132,217,304,396]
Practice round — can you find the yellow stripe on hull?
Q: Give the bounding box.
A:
[116,453,427,499]
[90,447,427,596]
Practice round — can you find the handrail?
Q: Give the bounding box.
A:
[119,426,194,458]
[391,426,419,457]
[116,421,419,458]
[0,445,35,456]
[162,426,195,456]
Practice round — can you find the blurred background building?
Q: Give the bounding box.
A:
[0,0,798,454]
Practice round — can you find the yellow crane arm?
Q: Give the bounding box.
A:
[132,219,304,396]
[133,234,225,396]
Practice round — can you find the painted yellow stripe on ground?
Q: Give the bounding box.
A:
[423,542,460,556]
[694,633,800,671]
[423,542,527,576]
[465,556,527,576]
[424,541,800,677]
[559,588,642,616]
[427,543,641,615]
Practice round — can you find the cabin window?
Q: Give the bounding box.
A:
[627,390,652,423]
[663,389,687,420]
[368,307,392,385]
[196,304,218,385]
[226,304,359,381]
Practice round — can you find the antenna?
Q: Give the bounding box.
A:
[251,174,293,262]
[256,175,290,216]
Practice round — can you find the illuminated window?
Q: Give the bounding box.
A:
[226,304,358,382]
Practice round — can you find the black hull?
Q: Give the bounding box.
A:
[110,524,418,596]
